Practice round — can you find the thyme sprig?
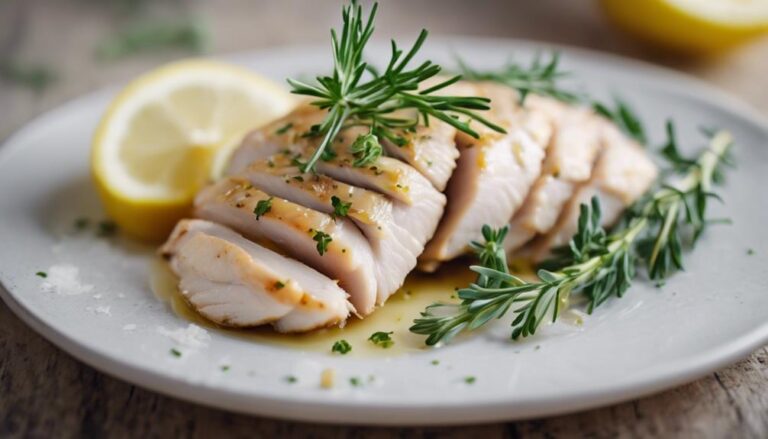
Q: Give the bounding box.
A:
[287,1,505,172]
[411,127,733,345]
[456,53,580,104]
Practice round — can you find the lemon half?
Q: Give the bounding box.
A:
[600,0,768,54]
[92,59,295,242]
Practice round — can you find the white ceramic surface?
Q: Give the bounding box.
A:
[1,38,767,425]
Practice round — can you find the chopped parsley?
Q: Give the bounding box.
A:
[313,230,332,255]
[331,339,352,355]
[275,122,293,135]
[35,271,47,278]
[349,377,362,387]
[97,220,118,237]
[170,348,182,357]
[74,217,90,231]
[430,359,439,366]
[368,331,394,348]
[274,280,286,290]
[747,248,755,255]
[464,376,476,384]
[253,197,273,220]
[285,375,298,384]
[331,196,351,218]
[220,365,230,372]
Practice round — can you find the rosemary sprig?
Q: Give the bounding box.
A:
[456,53,580,104]
[287,1,505,172]
[411,127,733,345]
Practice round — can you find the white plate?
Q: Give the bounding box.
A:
[1,38,767,425]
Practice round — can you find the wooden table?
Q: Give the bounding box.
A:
[2,1,767,437]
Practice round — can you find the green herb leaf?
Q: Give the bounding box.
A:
[313,230,333,255]
[350,132,382,167]
[331,196,352,218]
[97,220,118,237]
[349,377,362,387]
[170,348,182,357]
[368,331,394,348]
[332,339,352,354]
[275,122,293,135]
[592,98,647,145]
[36,271,48,278]
[285,375,298,384]
[254,197,273,220]
[464,376,476,384]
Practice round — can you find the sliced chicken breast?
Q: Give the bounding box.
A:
[194,178,377,315]
[504,100,604,255]
[233,156,438,304]
[528,120,658,260]
[160,219,351,332]
[419,82,554,270]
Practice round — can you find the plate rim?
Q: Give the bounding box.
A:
[1,35,768,425]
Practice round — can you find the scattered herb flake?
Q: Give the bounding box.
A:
[275,122,293,135]
[170,348,182,357]
[221,365,230,372]
[313,230,332,256]
[97,220,118,237]
[74,217,90,230]
[285,375,298,384]
[368,331,394,348]
[331,339,352,355]
[331,196,352,218]
[747,248,755,255]
[36,271,47,278]
[349,377,362,387]
[274,280,286,290]
[254,197,273,220]
[430,359,439,366]
[464,376,476,384]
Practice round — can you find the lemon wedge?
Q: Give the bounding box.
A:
[600,0,768,54]
[91,59,295,242]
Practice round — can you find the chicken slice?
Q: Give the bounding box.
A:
[160,219,351,332]
[419,82,553,270]
[527,120,658,260]
[504,99,604,255]
[194,178,377,315]
[234,157,434,304]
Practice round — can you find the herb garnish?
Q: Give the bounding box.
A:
[170,348,182,357]
[332,339,352,354]
[313,230,333,255]
[350,131,382,167]
[285,375,298,384]
[96,19,209,60]
[253,197,273,220]
[36,271,48,278]
[287,0,505,172]
[97,220,118,237]
[349,377,362,387]
[331,196,352,218]
[411,127,733,344]
[457,53,579,104]
[368,331,394,348]
[464,376,476,384]
[275,122,294,135]
[0,60,56,92]
[221,365,230,372]
[593,98,647,145]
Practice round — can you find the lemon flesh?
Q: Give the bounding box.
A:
[91,59,295,242]
[600,0,768,54]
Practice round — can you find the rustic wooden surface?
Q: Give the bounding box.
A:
[1,1,767,437]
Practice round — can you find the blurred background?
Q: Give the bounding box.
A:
[2,0,768,142]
